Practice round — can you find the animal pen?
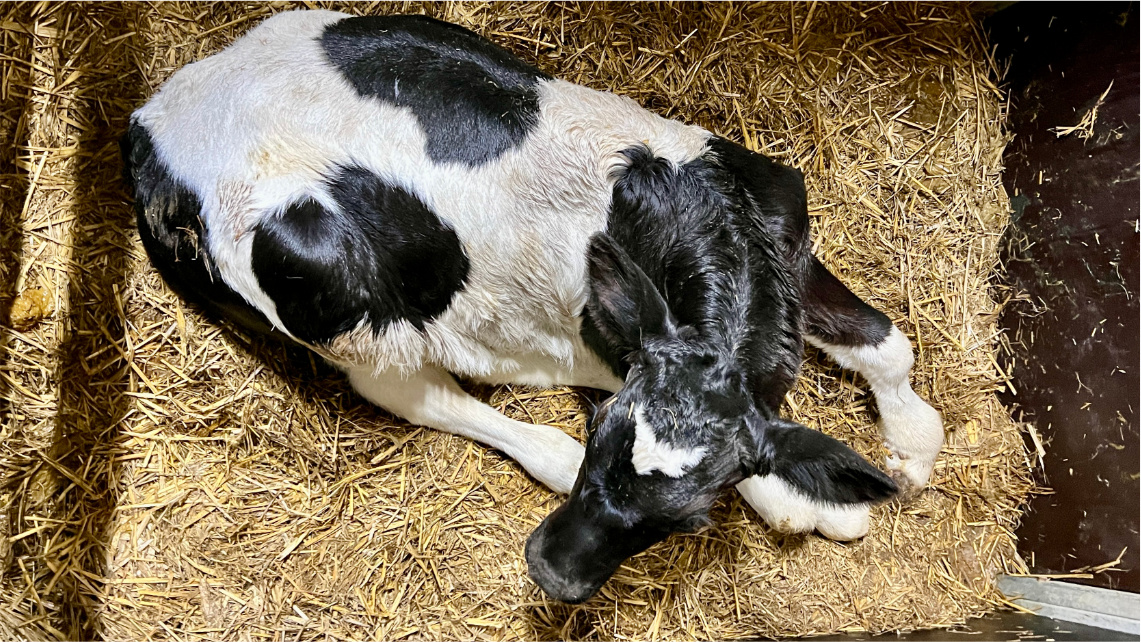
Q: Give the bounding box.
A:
[2,2,1042,640]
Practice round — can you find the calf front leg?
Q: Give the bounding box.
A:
[735,257,943,541]
[801,256,944,494]
[345,364,585,494]
[736,474,874,541]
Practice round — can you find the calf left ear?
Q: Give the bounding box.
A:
[585,233,677,354]
[741,415,897,505]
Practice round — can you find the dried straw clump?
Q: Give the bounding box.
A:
[1,2,1034,640]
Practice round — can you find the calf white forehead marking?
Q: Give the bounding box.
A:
[631,405,707,477]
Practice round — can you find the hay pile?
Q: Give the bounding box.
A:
[1,2,1034,640]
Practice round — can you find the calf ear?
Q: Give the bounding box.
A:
[585,233,676,353]
[742,416,897,504]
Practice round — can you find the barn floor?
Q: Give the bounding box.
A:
[0,3,1033,640]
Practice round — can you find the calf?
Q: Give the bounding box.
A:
[122,10,944,603]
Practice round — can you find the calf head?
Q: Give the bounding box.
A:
[525,234,897,603]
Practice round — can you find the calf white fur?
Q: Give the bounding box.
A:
[123,10,943,603]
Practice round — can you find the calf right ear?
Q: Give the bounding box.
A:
[585,233,677,354]
[743,416,897,505]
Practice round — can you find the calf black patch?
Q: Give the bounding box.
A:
[705,136,811,261]
[320,15,550,167]
[580,145,735,378]
[600,145,738,328]
[250,166,469,345]
[122,121,274,336]
[704,139,811,409]
[708,138,891,347]
[801,256,893,347]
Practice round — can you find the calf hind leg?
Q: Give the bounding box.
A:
[801,257,944,494]
[346,364,585,494]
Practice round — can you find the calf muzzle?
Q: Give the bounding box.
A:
[525,497,644,603]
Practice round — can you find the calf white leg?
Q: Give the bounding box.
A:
[736,475,871,541]
[806,327,944,493]
[345,364,585,494]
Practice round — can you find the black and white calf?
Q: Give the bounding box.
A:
[122,10,943,603]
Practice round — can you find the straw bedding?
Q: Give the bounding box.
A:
[1,2,1034,640]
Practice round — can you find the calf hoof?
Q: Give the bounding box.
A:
[879,399,943,497]
[885,454,936,498]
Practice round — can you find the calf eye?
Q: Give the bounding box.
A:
[677,513,712,533]
[586,396,616,438]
